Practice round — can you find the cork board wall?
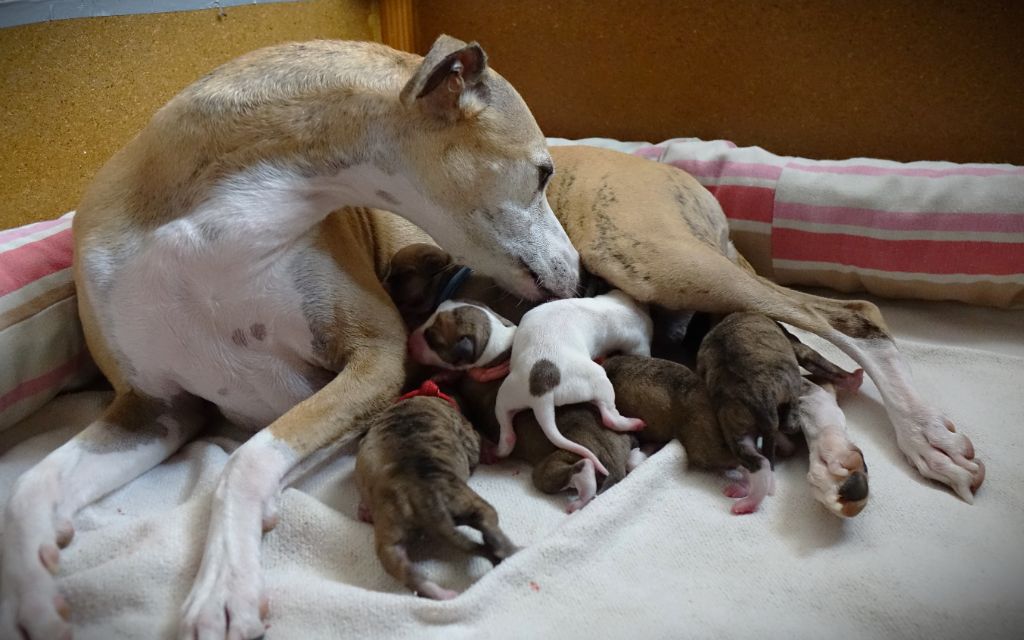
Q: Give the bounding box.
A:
[416,0,1024,165]
[0,0,378,230]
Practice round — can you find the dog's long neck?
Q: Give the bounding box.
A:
[86,43,440,249]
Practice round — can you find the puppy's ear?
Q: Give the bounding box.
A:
[419,246,454,276]
[400,34,488,120]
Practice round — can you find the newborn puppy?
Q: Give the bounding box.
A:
[407,299,516,379]
[601,355,740,471]
[696,312,862,514]
[493,290,653,476]
[355,381,517,599]
[457,375,634,512]
[385,243,534,328]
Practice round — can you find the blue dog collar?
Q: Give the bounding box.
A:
[435,266,473,308]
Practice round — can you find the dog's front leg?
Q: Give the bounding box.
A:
[1,392,207,640]
[179,337,406,640]
[799,381,869,517]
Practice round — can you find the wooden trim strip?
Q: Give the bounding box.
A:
[379,0,416,52]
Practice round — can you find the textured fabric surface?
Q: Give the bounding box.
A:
[1,295,1022,639]
[618,138,1024,307]
[0,212,95,431]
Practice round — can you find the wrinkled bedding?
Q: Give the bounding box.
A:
[2,139,1023,640]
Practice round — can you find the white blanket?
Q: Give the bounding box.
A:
[1,293,1022,639]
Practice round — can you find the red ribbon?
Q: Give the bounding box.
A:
[395,379,459,410]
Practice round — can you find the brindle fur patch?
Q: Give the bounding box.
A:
[355,395,516,594]
[696,312,806,471]
[250,323,267,341]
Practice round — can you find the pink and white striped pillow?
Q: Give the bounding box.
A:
[0,212,96,430]
[634,139,1024,307]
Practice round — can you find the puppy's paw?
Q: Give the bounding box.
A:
[357,502,374,524]
[564,459,598,513]
[895,411,983,503]
[415,582,459,600]
[807,427,869,517]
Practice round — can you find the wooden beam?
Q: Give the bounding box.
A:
[379,0,415,52]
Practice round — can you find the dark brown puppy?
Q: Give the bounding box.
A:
[355,390,516,599]
[695,312,858,514]
[601,355,739,470]
[385,243,535,328]
[456,375,633,512]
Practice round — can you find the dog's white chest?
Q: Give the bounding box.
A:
[103,222,330,428]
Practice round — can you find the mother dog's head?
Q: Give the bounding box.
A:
[395,35,579,301]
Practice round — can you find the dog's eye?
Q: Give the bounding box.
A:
[537,163,554,191]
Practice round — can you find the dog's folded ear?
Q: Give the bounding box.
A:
[401,34,489,120]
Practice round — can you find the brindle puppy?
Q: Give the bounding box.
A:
[696,312,842,514]
[355,390,516,599]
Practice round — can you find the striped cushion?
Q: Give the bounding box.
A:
[0,212,96,430]
[634,140,1024,307]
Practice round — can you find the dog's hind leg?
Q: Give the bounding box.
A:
[586,239,982,502]
[1,390,207,640]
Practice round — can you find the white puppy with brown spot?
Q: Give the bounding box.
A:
[493,289,653,476]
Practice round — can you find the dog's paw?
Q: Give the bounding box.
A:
[180,554,268,640]
[0,545,72,640]
[807,427,869,517]
[895,411,984,503]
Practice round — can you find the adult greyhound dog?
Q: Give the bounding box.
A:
[1,36,983,640]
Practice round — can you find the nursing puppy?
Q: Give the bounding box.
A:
[387,244,632,511]
[406,299,517,379]
[355,382,516,599]
[696,312,861,514]
[457,376,633,512]
[493,291,653,476]
[385,243,535,329]
[604,353,863,515]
